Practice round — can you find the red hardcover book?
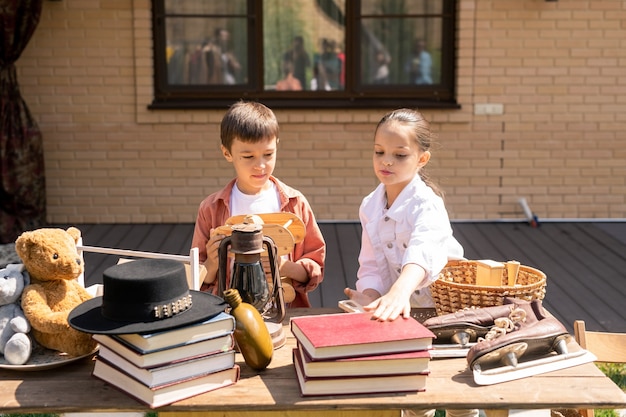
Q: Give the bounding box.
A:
[292,348,427,396]
[290,312,434,360]
[296,341,430,378]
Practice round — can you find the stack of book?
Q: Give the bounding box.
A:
[290,311,435,396]
[91,311,240,408]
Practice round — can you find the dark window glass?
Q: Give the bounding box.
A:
[151,0,458,109]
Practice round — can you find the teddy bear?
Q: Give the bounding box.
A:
[16,227,97,357]
[0,264,32,365]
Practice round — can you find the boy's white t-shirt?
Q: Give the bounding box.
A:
[230,181,281,216]
[229,180,287,269]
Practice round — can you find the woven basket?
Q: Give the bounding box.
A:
[430,260,547,315]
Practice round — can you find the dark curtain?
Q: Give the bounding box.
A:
[0,0,46,243]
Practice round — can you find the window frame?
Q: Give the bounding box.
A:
[150,0,459,110]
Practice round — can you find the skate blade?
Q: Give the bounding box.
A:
[429,327,488,346]
[474,342,528,368]
[430,343,477,358]
[472,349,597,385]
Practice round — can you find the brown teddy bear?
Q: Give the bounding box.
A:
[16,227,97,357]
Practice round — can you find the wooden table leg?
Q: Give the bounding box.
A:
[483,410,510,417]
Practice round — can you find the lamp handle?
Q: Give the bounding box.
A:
[263,236,285,323]
[217,236,232,297]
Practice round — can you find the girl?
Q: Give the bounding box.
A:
[344,108,464,321]
[344,108,476,417]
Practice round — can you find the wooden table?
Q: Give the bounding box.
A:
[0,308,624,416]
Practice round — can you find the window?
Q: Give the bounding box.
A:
[151,0,457,109]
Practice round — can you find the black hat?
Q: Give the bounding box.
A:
[68,259,227,335]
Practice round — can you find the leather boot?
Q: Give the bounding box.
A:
[466,300,570,369]
[423,298,533,346]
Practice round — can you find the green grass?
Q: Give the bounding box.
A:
[598,363,626,389]
[594,363,625,417]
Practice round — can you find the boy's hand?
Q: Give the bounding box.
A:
[204,229,227,284]
[279,257,308,283]
[207,229,227,262]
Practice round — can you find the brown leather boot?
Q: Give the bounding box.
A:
[423,298,533,346]
[466,300,570,369]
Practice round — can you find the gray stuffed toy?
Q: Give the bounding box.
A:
[0,264,32,365]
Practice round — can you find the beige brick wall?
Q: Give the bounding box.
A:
[16,0,626,223]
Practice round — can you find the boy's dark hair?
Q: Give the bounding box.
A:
[220,101,279,151]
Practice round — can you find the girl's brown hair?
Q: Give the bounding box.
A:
[376,108,443,197]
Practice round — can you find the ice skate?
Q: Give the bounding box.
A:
[424,298,533,352]
[467,300,596,385]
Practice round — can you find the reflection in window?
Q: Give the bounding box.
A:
[163,1,248,86]
[151,0,457,109]
[263,0,345,91]
[360,2,442,86]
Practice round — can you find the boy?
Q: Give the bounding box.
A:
[191,101,325,308]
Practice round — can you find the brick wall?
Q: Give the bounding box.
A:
[16,0,626,223]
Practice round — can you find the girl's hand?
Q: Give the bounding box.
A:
[365,263,427,321]
[364,286,412,321]
[343,287,379,307]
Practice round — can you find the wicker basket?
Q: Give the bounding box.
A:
[430,260,547,315]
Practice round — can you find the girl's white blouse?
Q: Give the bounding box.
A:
[356,175,464,308]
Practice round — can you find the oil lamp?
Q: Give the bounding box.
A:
[217,223,286,346]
